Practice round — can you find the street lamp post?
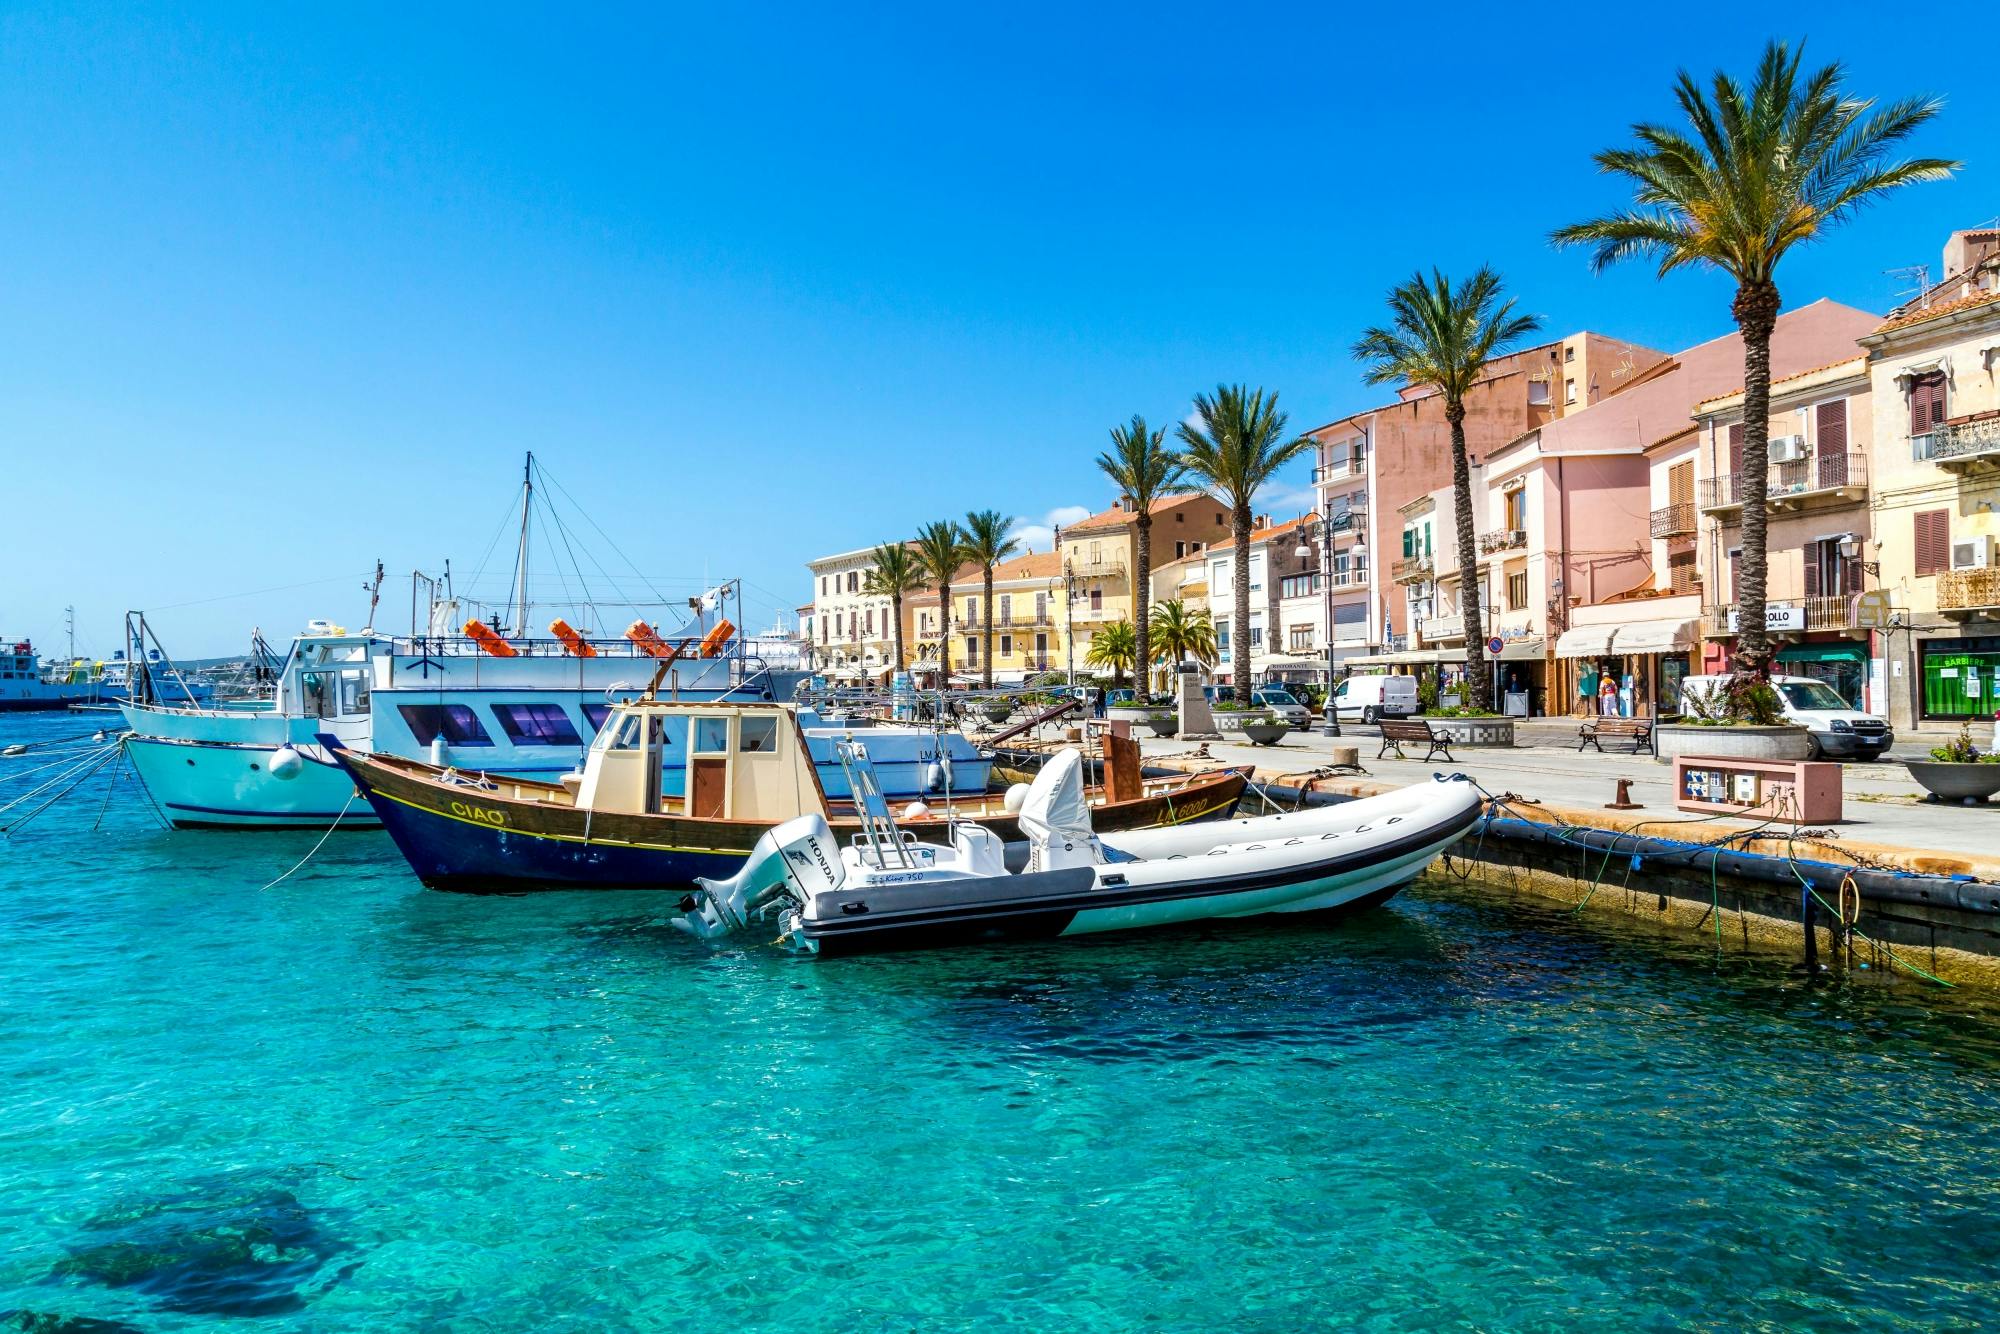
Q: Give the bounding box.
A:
[1299,506,1364,737]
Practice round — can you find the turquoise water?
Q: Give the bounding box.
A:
[5,712,2000,1331]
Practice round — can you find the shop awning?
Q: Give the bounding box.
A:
[1612,619,1697,654]
[1495,637,1544,662]
[1554,627,1617,659]
[990,669,1031,685]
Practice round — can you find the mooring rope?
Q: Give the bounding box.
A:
[261,792,358,891]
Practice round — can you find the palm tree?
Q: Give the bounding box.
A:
[1085,618,1137,687]
[1097,414,1187,695]
[861,542,925,674]
[1176,386,1314,690]
[1353,269,1542,712]
[912,519,968,684]
[960,509,1019,689]
[1553,39,1955,673]
[1148,598,1217,668]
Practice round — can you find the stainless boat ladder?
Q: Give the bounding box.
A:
[832,738,914,871]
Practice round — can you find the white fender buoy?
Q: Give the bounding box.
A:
[92,730,107,743]
[430,736,448,768]
[902,801,930,820]
[1003,782,1031,814]
[925,760,945,792]
[269,745,304,781]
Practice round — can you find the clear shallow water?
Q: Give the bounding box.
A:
[4,713,2000,1331]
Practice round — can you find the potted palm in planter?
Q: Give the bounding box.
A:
[980,697,1014,724]
[1905,723,2000,805]
[1145,709,1178,738]
[1653,671,1811,764]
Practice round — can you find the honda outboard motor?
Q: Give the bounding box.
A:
[675,814,845,942]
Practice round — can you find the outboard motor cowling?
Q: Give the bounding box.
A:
[676,815,845,942]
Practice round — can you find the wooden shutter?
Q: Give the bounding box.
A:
[1915,508,1950,576]
[1910,373,1947,435]
[1727,423,1744,475]
[1843,549,1863,595]
[1815,400,1849,487]
[1668,460,1693,507]
[1801,541,1820,598]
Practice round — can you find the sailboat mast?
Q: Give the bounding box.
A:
[511,452,533,637]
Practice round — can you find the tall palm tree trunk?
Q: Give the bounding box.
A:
[1448,402,1490,712]
[891,593,906,672]
[1134,514,1152,694]
[1231,504,1252,689]
[1733,279,1780,675]
[937,585,951,682]
[981,571,994,689]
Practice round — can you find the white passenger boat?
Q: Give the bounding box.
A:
[678,748,1483,956]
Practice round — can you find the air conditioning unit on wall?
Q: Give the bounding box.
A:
[1952,534,1996,570]
[1768,434,1808,463]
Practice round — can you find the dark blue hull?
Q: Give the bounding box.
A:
[363,787,748,892]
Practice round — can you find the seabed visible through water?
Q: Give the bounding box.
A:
[5,710,2000,1330]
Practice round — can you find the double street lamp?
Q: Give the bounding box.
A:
[1298,506,1367,737]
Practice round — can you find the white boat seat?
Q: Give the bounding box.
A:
[951,822,1008,878]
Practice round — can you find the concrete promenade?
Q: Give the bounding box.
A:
[1124,721,2000,871]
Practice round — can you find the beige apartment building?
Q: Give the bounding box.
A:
[1856,226,2000,730]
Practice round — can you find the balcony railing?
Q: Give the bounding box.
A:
[1312,459,1356,484]
[1705,595,1870,637]
[1699,473,1742,511]
[1914,418,2000,468]
[1939,568,2000,614]
[1068,558,1127,580]
[1391,555,1433,583]
[1479,529,1527,555]
[1769,451,1867,506]
[1650,503,1695,538]
[1322,505,1367,533]
[1423,612,1466,641]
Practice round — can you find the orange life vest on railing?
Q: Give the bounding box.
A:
[462,619,519,657]
[549,618,596,657]
[625,620,678,658]
[697,619,735,658]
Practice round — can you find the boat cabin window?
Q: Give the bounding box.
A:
[739,716,778,753]
[301,672,333,718]
[337,669,369,716]
[494,703,583,746]
[397,703,493,746]
[692,717,730,754]
[581,702,613,733]
[604,714,666,751]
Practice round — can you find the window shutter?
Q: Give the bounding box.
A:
[1669,461,1693,507]
[1727,423,1744,475]
[1910,373,1947,435]
[1843,549,1863,596]
[1915,508,1950,576]
[1815,401,1849,487]
[1801,542,1820,598]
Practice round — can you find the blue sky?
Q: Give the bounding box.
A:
[2,3,1987,656]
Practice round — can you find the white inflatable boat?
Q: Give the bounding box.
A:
[675,748,1483,957]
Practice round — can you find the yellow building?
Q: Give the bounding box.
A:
[907,550,1073,685]
[1857,226,2000,731]
[1058,492,1230,669]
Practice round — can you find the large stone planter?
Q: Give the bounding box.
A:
[1105,705,1155,727]
[1652,723,1812,765]
[1146,716,1178,737]
[1424,717,1515,748]
[1215,712,1289,746]
[1239,722,1290,746]
[1905,760,2000,805]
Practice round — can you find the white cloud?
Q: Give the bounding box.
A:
[1253,482,1319,517]
[1009,504,1091,554]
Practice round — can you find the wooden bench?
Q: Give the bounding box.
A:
[1377,718,1453,763]
[1579,716,1653,753]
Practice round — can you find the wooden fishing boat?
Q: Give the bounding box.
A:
[326,699,1245,892]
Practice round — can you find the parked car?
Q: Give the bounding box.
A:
[1250,686,1314,731]
[1679,674,1893,760]
[1326,673,1419,725]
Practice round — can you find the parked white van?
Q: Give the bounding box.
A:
[1679,674,1894,761]
[1327,673,1419,725]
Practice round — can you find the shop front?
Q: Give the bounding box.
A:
[1917,634,2000,720]
[1554,617,1698,719]
[1775,641,1868,710]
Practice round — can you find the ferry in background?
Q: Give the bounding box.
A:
[2,639,101,710]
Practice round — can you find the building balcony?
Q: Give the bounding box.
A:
[1939,568,2000,617]
[1650,503,1695,539]
[1391,555,1433,584]
[1312,459,1356,485]
[1703,595,1874,638]
[1478,529,1527,555]
[1068,558,1128,581]
[1328,569,1370,592]
[1422,611,1465,642]
[1913,417,2000,470]
[1768,451,1868,510]
[1699,473,1743,513]
[1321,504,1367,533]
